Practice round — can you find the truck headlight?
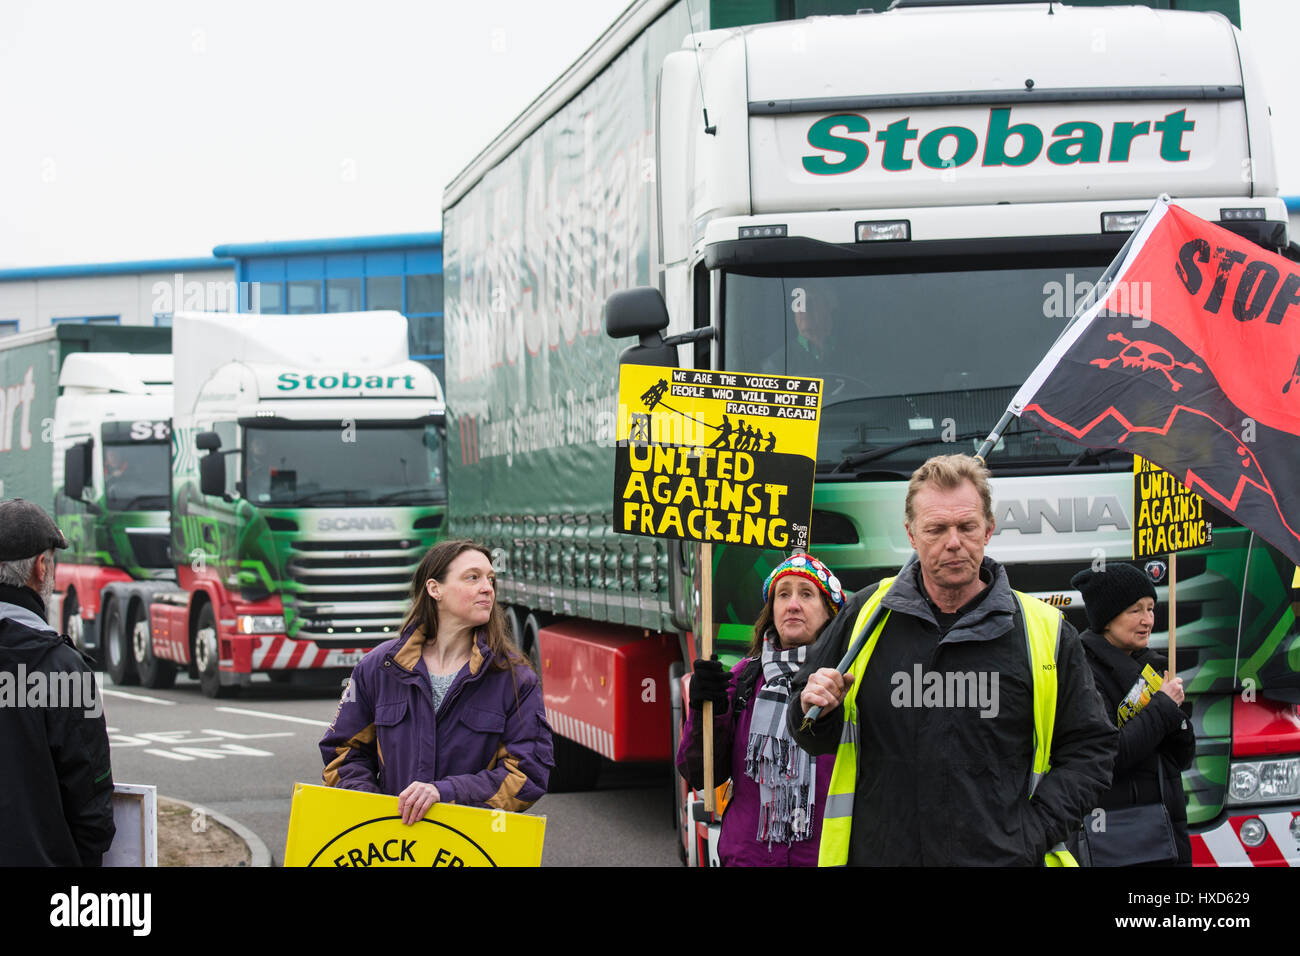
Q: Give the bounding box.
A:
[1225,757,1300,806]
[237,615,286,634]
[1238,818,1267,847]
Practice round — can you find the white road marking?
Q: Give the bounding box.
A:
[140,742,279,761]
[216,706,331,727]
[99,687,176,706]
[144,748,196,761]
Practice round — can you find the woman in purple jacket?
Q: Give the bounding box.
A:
[320,539,554,822]
[676,554,844,866]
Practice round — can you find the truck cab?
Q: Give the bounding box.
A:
[51,352,174,663]
[104,311,448,697]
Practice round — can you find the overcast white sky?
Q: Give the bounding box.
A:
[1,0,1295,269]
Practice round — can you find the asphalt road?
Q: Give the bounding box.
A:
[99,672,680,867]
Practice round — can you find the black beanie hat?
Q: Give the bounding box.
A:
[1070,564,1157,633]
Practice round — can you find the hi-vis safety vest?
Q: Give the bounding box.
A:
[817,577,1079,867]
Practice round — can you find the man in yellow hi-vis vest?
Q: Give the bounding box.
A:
[787,455,1116,865]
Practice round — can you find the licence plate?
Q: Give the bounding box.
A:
[328,651,365,668]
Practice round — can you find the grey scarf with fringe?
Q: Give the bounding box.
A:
[744,633,814,845]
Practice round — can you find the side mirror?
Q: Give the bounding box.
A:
[196,431,222,452]
[605,287,669,339]
[63,442,91,500]
[605,287,678,368]
[200,453,228,498]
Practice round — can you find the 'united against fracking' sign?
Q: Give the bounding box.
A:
[1133,455,1211,558]
[614,365,823,550]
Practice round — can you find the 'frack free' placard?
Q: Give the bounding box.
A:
[283,783,545,867]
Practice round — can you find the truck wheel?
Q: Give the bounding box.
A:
[104,599,139,686]
[526,614,600,792]
[133,603,177,690]
[194,603,237,699]
[503,605,526,652]
[62,591,91,662]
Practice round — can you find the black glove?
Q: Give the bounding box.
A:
[689,658,729,712]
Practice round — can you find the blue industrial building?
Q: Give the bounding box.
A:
[212,233,444,383]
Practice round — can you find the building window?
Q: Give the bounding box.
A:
[53,315,120,325]
[408,314,443,358]
[287,280,321,314]
[365,275,402,311]
[252,281,285,314]
[326,277,362,313]
[406,274,443,314]
[0,320,18,337]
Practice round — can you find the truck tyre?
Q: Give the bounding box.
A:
[194,603,237,699]
[103,598,139,686]
[526,613,600,792]
[503,605,526,653]
[133,601,177,690]
[62,590,91,664]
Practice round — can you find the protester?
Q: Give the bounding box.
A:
[788,454,1116,865]
[1070,564,1194,865]
[0,499,115,865]
[677,553,845,866]
[320,539,553,820]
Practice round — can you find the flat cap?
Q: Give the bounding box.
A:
[0,499,70,561]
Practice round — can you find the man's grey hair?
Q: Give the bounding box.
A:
[905,454,994,527]
[0,550,53,588]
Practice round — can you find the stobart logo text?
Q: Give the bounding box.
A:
[802,107,1196,175]
[276,372,416,391]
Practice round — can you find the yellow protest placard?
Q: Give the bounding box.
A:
[614,364,823,550]
[283,783,546,867]
[1133,455,1212,558]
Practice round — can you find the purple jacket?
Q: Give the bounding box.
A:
[676,659,833,866]
[320,627,554,811]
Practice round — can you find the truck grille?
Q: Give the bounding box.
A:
[286,538,421,644]
[125,529,171,569]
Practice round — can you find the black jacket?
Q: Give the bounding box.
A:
[0,584,115,866]
[1078,629,1194,864]
[787,557,1116,866]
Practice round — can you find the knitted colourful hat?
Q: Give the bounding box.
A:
[762,554,845,613]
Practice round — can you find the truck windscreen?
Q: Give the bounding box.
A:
[103,442,170,511]
[723,259,1112,475]
[243,424,446,507]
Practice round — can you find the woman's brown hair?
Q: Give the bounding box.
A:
[746,589,838,658]
[401,539,529,672]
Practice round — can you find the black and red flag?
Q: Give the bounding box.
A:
[1011,198,1300,566]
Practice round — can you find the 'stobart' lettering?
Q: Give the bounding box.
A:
[277,372,416,391]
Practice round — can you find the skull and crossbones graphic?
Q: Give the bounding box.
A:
[1090,332,1204,392]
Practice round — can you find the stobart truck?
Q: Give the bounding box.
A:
[0,325,172,666]
[443,0,1300,864]
[102,311,448,697]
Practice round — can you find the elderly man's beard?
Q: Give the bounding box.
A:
[37,551,56,604]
